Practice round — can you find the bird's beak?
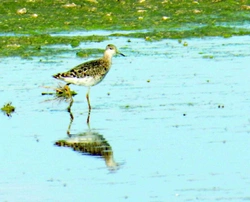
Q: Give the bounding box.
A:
[119,52,125,57]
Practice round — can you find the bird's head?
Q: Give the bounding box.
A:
[105,44,125,57]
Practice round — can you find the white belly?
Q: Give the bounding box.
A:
[62,76,100,87]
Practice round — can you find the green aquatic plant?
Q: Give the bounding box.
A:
[0,35,108,57]
[42,84,77,102]
[202,55,214,59]
[115,26,250,40]
[76,48,104,58]
[1,102,15,117]
[0,0,249,33]
[0,0,250,57]
[55,85,77,101]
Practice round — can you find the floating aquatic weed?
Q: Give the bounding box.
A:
[0,35,108,58]
[1,102,15,117]
[76,48,103,58]
[183,41,188,46]
[202,55,214,59]
[41,84,77,102]
[55,84,77,100]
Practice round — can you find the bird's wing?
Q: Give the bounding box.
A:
[53,59,109,79]
[69,59,109,77]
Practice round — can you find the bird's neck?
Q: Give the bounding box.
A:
[103,52,113,62]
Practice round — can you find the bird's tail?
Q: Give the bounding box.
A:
[52,73,61,79]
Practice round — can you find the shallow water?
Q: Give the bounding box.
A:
[1,36,250,201]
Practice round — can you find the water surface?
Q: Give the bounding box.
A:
[1,36,250,201]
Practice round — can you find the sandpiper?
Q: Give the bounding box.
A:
[53,44,125,110]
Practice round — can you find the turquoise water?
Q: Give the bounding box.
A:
[1,36,250,201]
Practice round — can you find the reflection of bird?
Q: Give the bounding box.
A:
[55,131,118,170]
[53,44,125,111]
[55,93,119,170]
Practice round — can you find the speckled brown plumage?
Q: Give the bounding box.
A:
[52,44,124,87]
[53,59,111,86]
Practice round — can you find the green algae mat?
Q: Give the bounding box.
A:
[0,0,249,57]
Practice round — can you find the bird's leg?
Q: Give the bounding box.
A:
[86,109,91,124]
[67,97,74,136]
[86,87,91,124]
[86,87,91,111]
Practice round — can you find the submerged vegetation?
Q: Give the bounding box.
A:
[0,0,249,57]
